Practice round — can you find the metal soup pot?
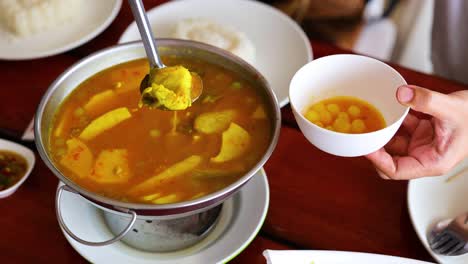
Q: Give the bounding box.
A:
[35,39,280,251]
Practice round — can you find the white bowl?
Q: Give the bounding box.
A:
[0,139,35,198]
[289,54,409,157]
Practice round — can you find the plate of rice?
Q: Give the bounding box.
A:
[0,0,122,60]
[119,0,313,108]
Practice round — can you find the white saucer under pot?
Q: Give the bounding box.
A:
[57,168,270,264]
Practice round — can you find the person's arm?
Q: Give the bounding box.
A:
[365,85,468,180]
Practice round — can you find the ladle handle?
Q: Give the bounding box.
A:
[55,184,137,247]
[128,0,165,69]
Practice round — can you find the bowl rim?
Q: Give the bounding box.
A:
[0,138,35,197]
[289,54,409,138]
[34,38,281,214]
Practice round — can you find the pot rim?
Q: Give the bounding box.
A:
[35,38,281,214]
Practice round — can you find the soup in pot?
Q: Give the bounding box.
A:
[49,57,272,204]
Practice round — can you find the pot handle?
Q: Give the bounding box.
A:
[55,184,137,246]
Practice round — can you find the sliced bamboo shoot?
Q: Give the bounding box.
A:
[79,107,131,141]
[152,194,180,204]
[129,155,202,194]
[141,193,162,201]
[211,123,250,163]
[83,89,118,117]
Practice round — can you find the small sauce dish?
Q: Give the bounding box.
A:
[0,138,35,198]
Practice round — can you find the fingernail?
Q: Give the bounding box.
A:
[397,86,414,103]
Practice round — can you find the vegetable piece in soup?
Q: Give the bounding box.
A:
[211,123,251,163]
[49,57,272,204]
[90,149,131,183]
[60,138,93,178]
[194,110,236,134]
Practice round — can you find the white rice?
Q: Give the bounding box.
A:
[0,0,83,36]
[172,18,256,64]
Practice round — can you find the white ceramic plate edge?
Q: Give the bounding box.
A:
[407,160,468,264]
[0,0,122,60]
[221,168,270,263]
[407,182,434,263]
[264,249,435,263]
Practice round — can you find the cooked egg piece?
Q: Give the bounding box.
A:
[348,105,361,118]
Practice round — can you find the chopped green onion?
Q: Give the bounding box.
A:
[230,81,242,89]
[202,95,222,103]
[73,107,85,117]
[149,129,161,138]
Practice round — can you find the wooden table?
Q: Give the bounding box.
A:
[0,1,466,263]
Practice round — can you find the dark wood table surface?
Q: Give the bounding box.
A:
[0,1,466,263]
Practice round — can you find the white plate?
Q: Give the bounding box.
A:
[408,159,468,264]
[118,0,313,107]
[264,250,434,264]
[58,168,269,264]
[0,0,122,60]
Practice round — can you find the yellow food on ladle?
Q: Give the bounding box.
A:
[129,0,202,111]
[140,66,203,110]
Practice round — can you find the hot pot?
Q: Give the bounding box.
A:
[35,39,280,251]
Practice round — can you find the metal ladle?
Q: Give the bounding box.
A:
[128,0,203,108]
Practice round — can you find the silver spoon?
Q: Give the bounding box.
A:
[128,0,203,108]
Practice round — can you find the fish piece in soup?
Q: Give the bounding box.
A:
[211,123,250,163]
[140,66,193,110]
[194,110,236,134]
[90,149,131,183]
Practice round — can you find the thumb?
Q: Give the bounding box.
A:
[396,85,454,120]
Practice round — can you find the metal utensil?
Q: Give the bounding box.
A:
[127,0,203,106]
[428,212,468,256]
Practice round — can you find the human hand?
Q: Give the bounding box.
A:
[365,85,468,180]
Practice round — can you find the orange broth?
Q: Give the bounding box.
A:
[49,57,272,204]
[304,96,386,133]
